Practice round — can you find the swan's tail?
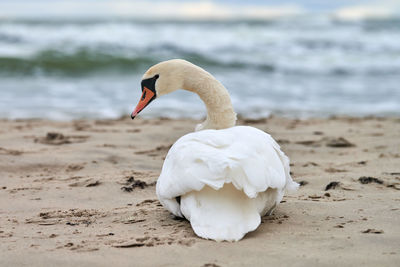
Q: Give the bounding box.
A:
[180,184,261,242]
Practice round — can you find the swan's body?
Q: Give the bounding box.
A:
[131,59,298,241]
[157,126,297,241]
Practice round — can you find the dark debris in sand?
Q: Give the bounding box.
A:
[242,118,268,124]
[325,167,347,173]
[362,229,384,234]
[113,242,145,248]
[325,181,341,191]
[120,176,156,192]
[86,180,101,187]
[324,181,355,191]
[358,177,383,185]
[299,181,309,186]
[358,176,400,190]
[296,137,355,148]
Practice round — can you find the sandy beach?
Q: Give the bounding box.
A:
[0,116,399,266]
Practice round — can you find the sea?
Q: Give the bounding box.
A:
[1,16,399,120]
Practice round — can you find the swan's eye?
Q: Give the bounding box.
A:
[154,74,159,79]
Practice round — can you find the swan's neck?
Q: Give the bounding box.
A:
[182,66,236,131]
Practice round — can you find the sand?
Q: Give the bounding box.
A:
[0,116,399,266]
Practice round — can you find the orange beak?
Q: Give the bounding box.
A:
[131,86,155,119]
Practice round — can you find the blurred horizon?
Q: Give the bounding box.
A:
[1,0,400,21]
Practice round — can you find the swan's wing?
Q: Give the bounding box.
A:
[156,126,298,217]
[156,129,233,216]
[258,128,299,192]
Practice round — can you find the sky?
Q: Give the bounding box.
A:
[0,0,399,20]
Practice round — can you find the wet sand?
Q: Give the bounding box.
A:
[0,116,399,266]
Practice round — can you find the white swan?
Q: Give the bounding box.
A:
[131,59,298,241]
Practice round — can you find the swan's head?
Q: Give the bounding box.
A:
[131,59,186,119]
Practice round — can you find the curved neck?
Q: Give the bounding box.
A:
[181,65,236,131]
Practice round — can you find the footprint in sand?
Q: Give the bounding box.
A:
[34,132,89,145]
[25,209,106,226]
[68,178,101,187]
[65,163,85,172]
[0,147,23,156]
[134,144,172,157]
[113,236,195,248]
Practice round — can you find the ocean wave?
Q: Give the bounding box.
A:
[1,17,400,119]
[1,47,399,77]
[0,18,399,77]
[0,44,276,76]
[0,49,155,76]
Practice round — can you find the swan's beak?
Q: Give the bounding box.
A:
[131,87,156,119]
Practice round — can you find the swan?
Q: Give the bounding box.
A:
[131,59,298,241]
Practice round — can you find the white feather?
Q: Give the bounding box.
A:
[156,126,299,241]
